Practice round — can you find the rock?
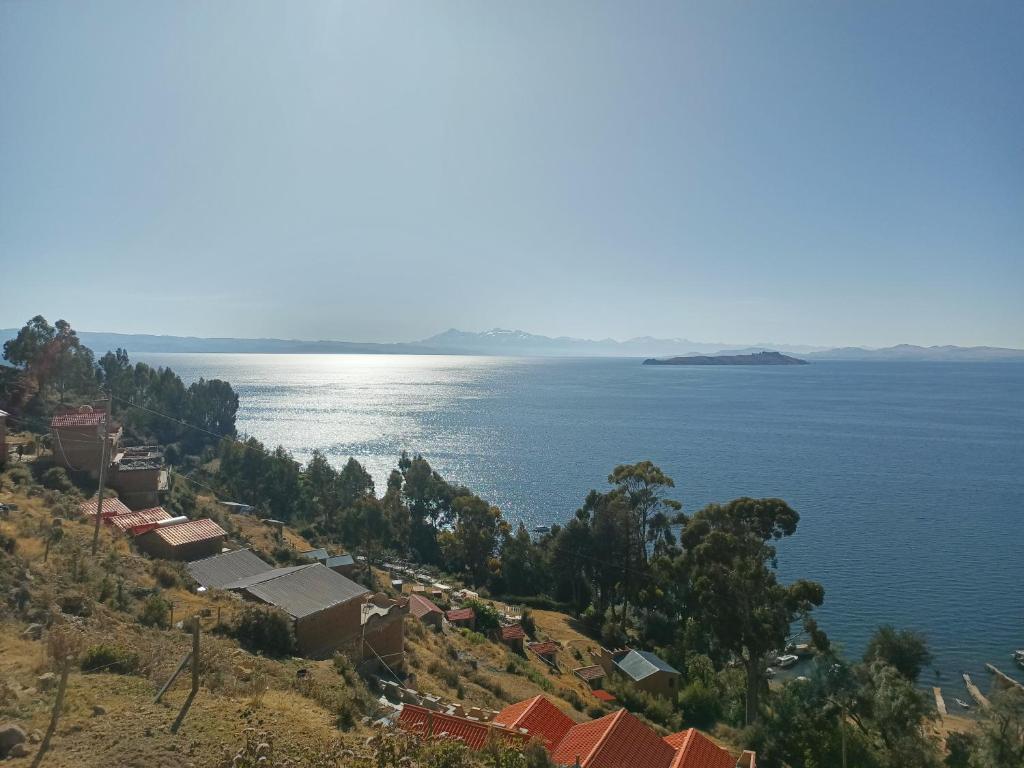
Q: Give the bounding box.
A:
[92,705,107,717]
[21,624,43,641]
[0,723,27,758]
[37,673,57,691]
[9,743,30,758]
[29,731,42,744]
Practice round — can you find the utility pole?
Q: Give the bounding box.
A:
[91,400,110,556]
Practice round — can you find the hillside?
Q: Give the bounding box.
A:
[643,351,808,366]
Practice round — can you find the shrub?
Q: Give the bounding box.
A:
[80,643,139,674]
[427,660,460,690]
[138,594,172,628]
[232,605,297,657]
[41,467,74,492]
[679,681,721,728]
[520,608,536,637]
[151,562,181,589]
[464,599,501,632]
[560,687,585,711]
[7,465,33,486]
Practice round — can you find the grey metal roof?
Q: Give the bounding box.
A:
[326,554,355,568]
[223,563,311,590]
[227,563,370,619]
[186,549,273,589]
[615,650,680,682]
[300,548,329,562]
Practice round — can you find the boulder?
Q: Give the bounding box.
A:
[92,704,107,717]
[9,742,30,758]
[37,672,57,691]
[0,723,27,758]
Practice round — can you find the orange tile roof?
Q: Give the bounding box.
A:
[591,690,616,703]
[397,705,528,750]
[494,696,576,750]
[80,497,131,518]
[51,411,105,427]
[529,640,559,656]
[446,607,475,622]
[110,507,172,532]
[551,709,677,768]
[498,624,526,641]
[409,593,443,618]
[150,518,226,547]
[666,729,738,768]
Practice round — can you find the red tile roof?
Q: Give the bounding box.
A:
[550,709,677,768]
[528,640,559,656]
[446,607,475,623]
[666,729,738,768]
[498,624,526,641]
[409,594,443,618]
[80,497,131,518]
[397,705,528,750]
[51,411,106,427]
[110,507,172,533]
[591,690,616,702]
[494,696,576,749]
[150,518,226,547]
[573,665,605,681]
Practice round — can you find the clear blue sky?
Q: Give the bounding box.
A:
[1,1,1021,347]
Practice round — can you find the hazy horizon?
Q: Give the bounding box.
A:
[2,1,1022,347]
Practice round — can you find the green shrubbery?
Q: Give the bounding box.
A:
[138,594,172,628]
[80,643,139,674]
[231,605,297,657]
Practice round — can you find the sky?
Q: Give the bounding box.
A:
[1,1,1022,348]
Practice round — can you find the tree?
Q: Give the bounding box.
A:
[679,497,825,725]
[863,625,933,683]
[969,688,1024,767]
[607,461,684,560]
[450,494,504,586]
[2,315,55,370]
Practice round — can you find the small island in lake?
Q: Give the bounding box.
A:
[643,350,809,366]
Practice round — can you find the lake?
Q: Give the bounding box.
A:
[137,353,1024,687]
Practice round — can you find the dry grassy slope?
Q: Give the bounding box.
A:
[0,478,367,768]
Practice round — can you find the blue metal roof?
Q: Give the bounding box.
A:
[615,650,680,682]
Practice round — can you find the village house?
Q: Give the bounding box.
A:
[50,406,121,475]
[79,496,132,519]
[109,506,173,534]
[109,445,166,510]
[528,640,560,667]
[599,647,681,699]
[409,594,444,630]
[134,518,227,561]
[493,695,575,749]
[397,705,530,751]
[445,606,475,630]
[494,623,526,653]
[224,563,370,658]
[326,553,357,578]
[185,548,273,590]
[572,664,606,690]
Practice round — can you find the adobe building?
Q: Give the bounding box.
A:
[361,593,409,671]
[110,445,167,510]
[135,518,226,561]
[224,563,370,658]
[50,406,122,475]
[598,647,681,699]
[409,594,444,630]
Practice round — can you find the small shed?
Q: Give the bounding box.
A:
[186,548,273,590]
[613,649,681,699]
[573,664,606,690]
[135,518,226,562]
[326,554,357,578]
[445,607,476,630]
[299,548,329,563]
[495,624,526,653]
[409,594,444,630]
[528,640,559,666]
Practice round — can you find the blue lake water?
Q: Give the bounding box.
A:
[138,353,1024,688]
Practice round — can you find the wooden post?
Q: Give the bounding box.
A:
[171,616,200,733]
[31,656,71,768]
[91,405,110,556]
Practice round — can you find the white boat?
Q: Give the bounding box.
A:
[775,654,799,669]
[954,698,971,710]
[533,525,551,534]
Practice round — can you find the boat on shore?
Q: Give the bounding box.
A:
[1013,649,1024,668]
[775,654,799,669]
[532,525,551,534]
[954,698,971,710]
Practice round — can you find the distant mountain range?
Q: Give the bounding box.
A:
[2,327,1022,362]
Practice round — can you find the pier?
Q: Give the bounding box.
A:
[932,687,947,717]
[985,663,1024,694]
[962,673,990,709]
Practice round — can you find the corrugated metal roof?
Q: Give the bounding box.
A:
[151,518,226,547]
[299,548,329,561]
[110,507,172,532]
[185,548,273,589]
[326,554,355,568]
[228,563,369,619]
[615,650,680,682]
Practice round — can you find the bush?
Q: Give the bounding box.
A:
[41,467,74,492]
[232,605,297,657]
[520,608,536,638]
[463,599,501,632]
[7,465,33,486]
[151,562,181,589]
[138,594,172,628]
[679,681,721,728]
[80,643,139,674]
